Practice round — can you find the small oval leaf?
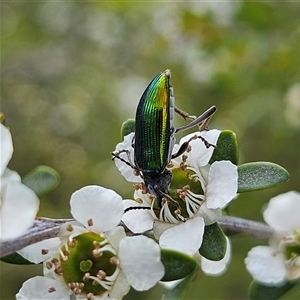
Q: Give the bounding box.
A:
[210,130,238,165]
[238,162,290,193]
[249,280,295,300]
[199,223,227,261]
[1,252,34,265]
[121,119,135,139]
[22,165,60,197]
[161,249,197,282]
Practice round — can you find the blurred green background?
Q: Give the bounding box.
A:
[1,1,300,299]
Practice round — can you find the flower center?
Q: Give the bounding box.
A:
[51,232,119,298]
[149,167,205,224]
[283,229,300,281]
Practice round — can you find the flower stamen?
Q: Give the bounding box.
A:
[92,249,103,258]
[54,264,63,276]
[87,266,120,290]
[68,239,77,248]
[59,248,68,262]
[46,261,53,269]
[68,282,84,295]
[110,256,119,265]
[97,270,106,280]
[87,292,95,300]
[159,202,179,224]
[41,249,49,255]
[48,287,56,293]
[66,224,74,232]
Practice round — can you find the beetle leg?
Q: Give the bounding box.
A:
[175,105,217,133]
[174,106,197,121]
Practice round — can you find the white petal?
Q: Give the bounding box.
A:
[159,217,205,255]
[1,182,39,241]
[119,235,164,291]
[70,185,123,232]
[109,270,130,300]
[16,276,70,300]
[170,144,181,167]
[201,236,231,275]
[159,279,183,289]
[153,221,176,240]
[197,205,222,225]
[0,124,13,176]
[1,168,21,186]
[113,133,142,183]
[105,226,126,251]
[133,189,152,206]
[206,161,238,209]
[122,200,153,233]
[264,191,300,233]
[17,238,61,264]
[245,246,287,286]
[59,221,84,239]
[201,129,221,145]
[180,130,221,167]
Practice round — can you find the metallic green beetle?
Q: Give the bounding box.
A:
[113,69,216,219]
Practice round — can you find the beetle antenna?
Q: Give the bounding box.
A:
[111,150,135,169]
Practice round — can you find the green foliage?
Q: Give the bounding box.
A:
[210,130,238,164]
[22,166,60,197]
[249,281,296,300]
[161,270,198,300]
[160,249,198,282]
[1,253,33,265]
[199,223,227,261]
[237,162,290,193]
[121,119,135,139]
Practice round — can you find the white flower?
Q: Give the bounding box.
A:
[0,124,39,241]
[245,191,300,287]
[17,185,164,300]
[114,130,238,268]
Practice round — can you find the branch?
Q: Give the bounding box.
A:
[0,218,74,258]
[0,216,273,258]
[218,216,274,239]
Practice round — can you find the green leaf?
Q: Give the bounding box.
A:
[161,269,198,300]
[121,118,135,139]
[249,281,295,300]
[22,165,60,197]
[199,223,227,261]
[210,130,238,165]
[280,282,300,299]
[161,249,198,282]
[238,162,290,193]
[1,252,34,265]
